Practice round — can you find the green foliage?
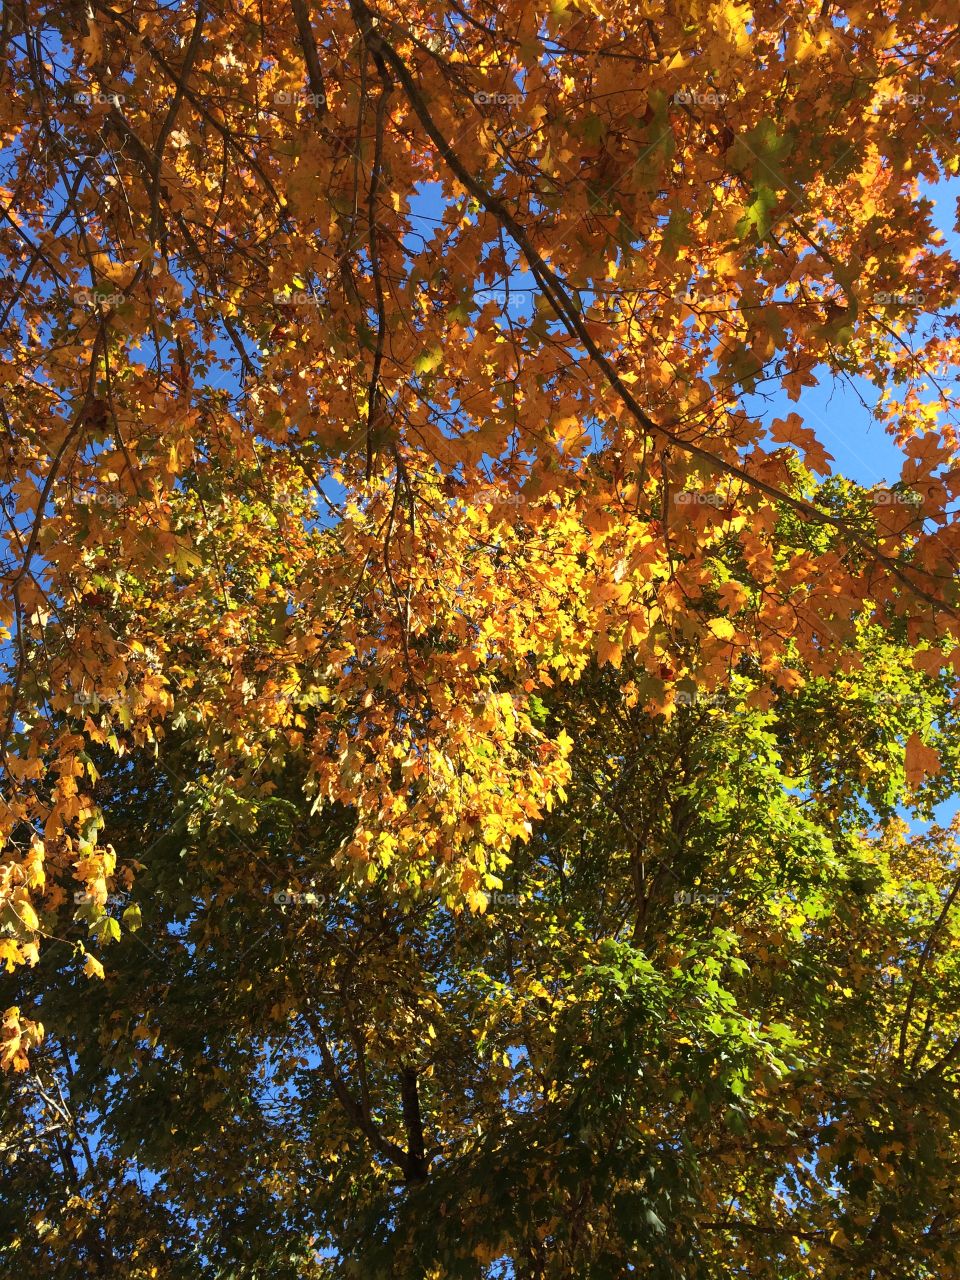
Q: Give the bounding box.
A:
[4,640,960,1278]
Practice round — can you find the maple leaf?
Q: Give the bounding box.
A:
[728,117,796,190]
[905,732,941,790]
[736,183,778,242]
[770,413,835,475]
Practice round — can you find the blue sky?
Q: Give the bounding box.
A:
[405,173,960,836]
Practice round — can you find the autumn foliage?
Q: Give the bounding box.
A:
[2,0,960,1274]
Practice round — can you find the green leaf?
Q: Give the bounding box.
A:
[581,113,606,145]
[736,184,778,242]
[662,209,692,256]
[413,346,444,376]
[91,914,121,944]
[728,117,795,189]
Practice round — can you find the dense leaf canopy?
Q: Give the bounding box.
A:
[2,0,960,1274]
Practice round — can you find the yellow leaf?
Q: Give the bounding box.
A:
[79,16,104,64]
[707,617,735,641]
[17,899,39,932]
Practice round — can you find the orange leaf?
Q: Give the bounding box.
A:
[905,733,940,790]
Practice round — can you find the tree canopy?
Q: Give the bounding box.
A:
[2,0,960,1275]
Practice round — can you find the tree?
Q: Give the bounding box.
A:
[2,0,960,1274]
[4,638,960,1277]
